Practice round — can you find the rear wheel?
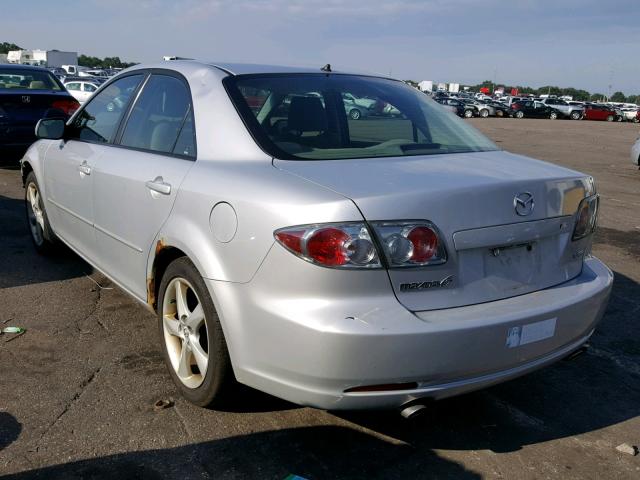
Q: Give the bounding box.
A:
[549,112,558,120]
[479,109,489,118]
[349,108,361,120]
[606,115,614,122]
[464,109,473,118]
[24,172,58,254]
[515,111,524,119]
[158,257,234,407]
[570,111,581,120]
[495,110,504,117]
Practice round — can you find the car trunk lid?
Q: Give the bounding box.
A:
[275,150,593,311]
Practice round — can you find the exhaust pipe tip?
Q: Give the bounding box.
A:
[400,403,427,419]
[564,343,590,362]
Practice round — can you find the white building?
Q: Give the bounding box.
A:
[7,49,77,68]
[418,80,433,92]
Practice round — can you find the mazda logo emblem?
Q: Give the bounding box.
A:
[21,96,31,104]
[514,192,534,216]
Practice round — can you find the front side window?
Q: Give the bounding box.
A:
[119,74,194,156]
[225,74,497,160]
[70,74,143,143]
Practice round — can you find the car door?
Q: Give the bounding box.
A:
[44,73,145,260]
[91,72,196,299]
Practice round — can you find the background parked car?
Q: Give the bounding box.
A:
[583,104,620,122]
[434,97,476,118]
[478,100,511,117]
[511,100,561,119]
[342,92,377,119]
[0,64,80,157]
[631,135,640,166]
[64,80,101,104]
[540,98,583,119]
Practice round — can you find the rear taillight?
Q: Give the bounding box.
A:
[51,99,80,117]
[370,221,447,267]
[274,223,381,269]
[572,195,599,241]
[274,221,447,269]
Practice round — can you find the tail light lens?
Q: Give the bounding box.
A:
[51,99,80,117]
[275,220,447,269]
[572,195,599,240]
[370,221,447,267]
[274,223,381,269]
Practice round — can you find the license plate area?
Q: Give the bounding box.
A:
[484,241,541,287]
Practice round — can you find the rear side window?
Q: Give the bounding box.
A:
[225,74,497,161]
[119,74,195,157]
[0,69,62,91]
[70,74,143,143]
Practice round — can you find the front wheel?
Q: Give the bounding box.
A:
[464,109,473,118]
[479,109,489,118]
[158,257,234,407]
[549,112,558,120]
[515,111,524,119]
[349,108,361,120]
[570,111,582,120]
[495,110,504,117]
[24,172,59,254]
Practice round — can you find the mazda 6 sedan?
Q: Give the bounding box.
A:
[21,61,612,413]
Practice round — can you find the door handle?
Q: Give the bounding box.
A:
[77,162,91,175]
[145,176,171,195]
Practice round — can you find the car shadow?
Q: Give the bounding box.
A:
[0,425,481,479]
[0,412,22,452]
[336,269,640,454]
[0,194,89,289]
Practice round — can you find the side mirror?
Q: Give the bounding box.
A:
[35,118,66,140]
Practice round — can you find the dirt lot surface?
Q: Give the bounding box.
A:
[1,118,639,479]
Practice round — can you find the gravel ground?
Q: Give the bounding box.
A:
[0,118,638,479]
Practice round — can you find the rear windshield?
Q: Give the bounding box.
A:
[225,73,498,160]
[0,69,62,91]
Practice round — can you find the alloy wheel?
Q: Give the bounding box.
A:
[162,277,209,389]
[26,182,45,246]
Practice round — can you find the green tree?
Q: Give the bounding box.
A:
[610,91,626,102]
[590,93,605,102]
[0,42,22,54]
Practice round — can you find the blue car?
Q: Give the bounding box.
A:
[0,64,80,158]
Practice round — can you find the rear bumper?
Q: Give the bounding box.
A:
[209,256,612,410]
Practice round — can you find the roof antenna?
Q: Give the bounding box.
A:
[321,64,332,73]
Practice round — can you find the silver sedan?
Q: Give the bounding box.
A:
[22,61,612,413]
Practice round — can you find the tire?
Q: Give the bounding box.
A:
[479,109,489,118]
[515,111,524,119]
[633,117,639,124]
[349,108,361,120]
[496,110,504,117]
[570,111,581,120]
[606,115,614,122]
[549,112,558,120]
[157,257,234,408]
[616,116,623,122]
[464,109,473,118]
[24,171,59,254]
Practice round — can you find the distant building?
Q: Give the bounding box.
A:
[7,49,78,68]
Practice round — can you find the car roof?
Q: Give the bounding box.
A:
[126,60,394,80]
[0,64,52,73]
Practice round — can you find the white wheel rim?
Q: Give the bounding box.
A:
[162,277,209,389]
[26,182,45,245]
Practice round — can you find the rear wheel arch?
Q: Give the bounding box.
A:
[148,244,189,311]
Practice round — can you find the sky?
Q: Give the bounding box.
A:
[1,0,639,94]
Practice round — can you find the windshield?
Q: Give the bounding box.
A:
[0,69,63,91]
[224,74,498,160]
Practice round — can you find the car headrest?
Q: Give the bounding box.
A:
[29,81,47,89]
[288,96,327,133]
